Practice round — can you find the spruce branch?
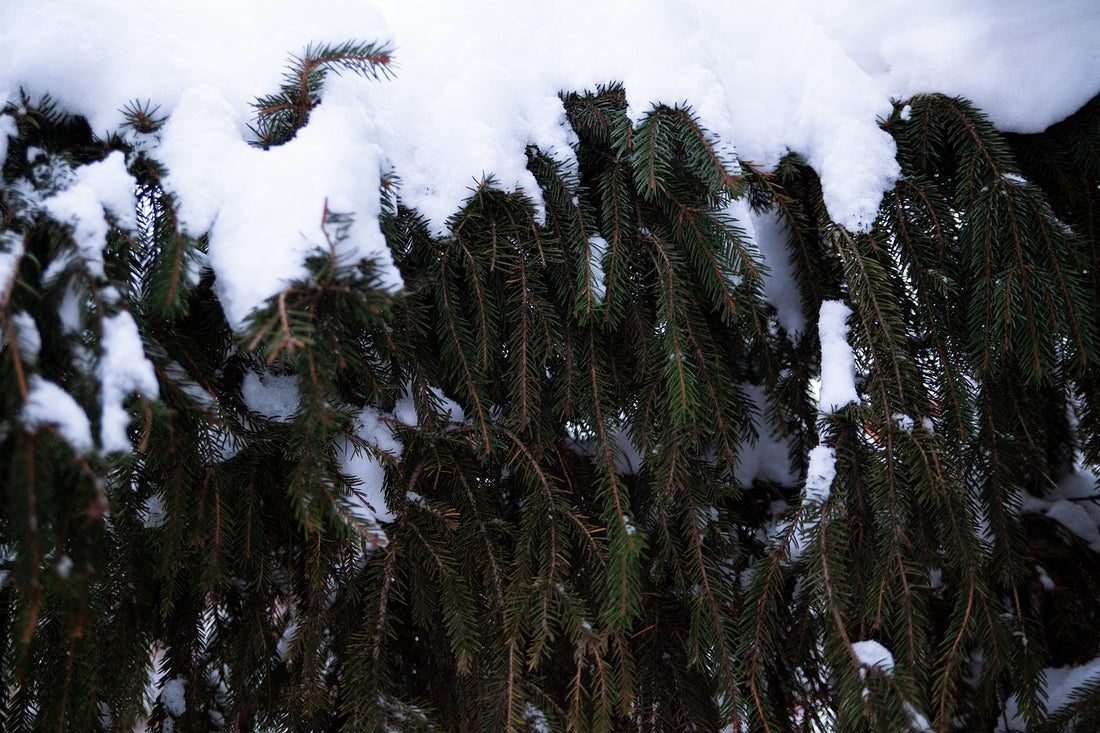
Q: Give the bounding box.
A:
[250,40,395,148]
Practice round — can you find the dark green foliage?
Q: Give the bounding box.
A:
[3,41,1100,732]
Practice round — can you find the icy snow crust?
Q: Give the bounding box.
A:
[3,0,1098,334]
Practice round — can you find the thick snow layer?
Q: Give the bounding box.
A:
[804,0,1100,133]
[157,79,401,330]
[3,0,1096,338]
[817,300,859,414]
[364,0,899,233]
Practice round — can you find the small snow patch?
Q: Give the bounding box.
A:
[803,444,837,505]
[586,235,608,302]
[891,413,914,433]
[852,639,895,675]
[241,371,299,422]
[159,676,186,717]
[98,310,159,453]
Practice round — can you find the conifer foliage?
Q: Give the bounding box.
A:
[2,40,1100,732]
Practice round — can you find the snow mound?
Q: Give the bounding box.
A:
[2,0,1097,329]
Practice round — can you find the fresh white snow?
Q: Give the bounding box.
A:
[817,300,859,414]
[735,382,799,489]
[2,0,1098,528]
[800,300,857,505]
[0,230,24,297]
[21,375,94,453]
[891,413,915,433]
[11,311,40,363]
[0,112,15,168]
[1021,467,1100,553]
[42,151,136,280]
[156,80,401,330]
[586,235,608,303]
[338,405,404,525]
[852,639,896,675]
[97,310,159,453]
[2,0,1096,343]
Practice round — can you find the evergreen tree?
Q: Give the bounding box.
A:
[2,39,1100,732]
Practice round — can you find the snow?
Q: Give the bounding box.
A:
[891,413,914,433]
[738,202,805,338]
[427,386,464,423]
[335,384,466,531]
[2,0,1095,339]
[142,494,166,529]
[1045,499,1100,552]
[735,383,799,488]
[57,285,83,334]
[904,702,933,732]
[1036,565,1055,592]
[21,375,94,453]
[158,676,186,717]
[1022,467,1100,553]
[338,405,404,525]
[999,656,1100,731]
[0,230,23,297]
[928,568,944,593]
[363,0,900,233]
[1059,466,1100,500]
[852,639,895,675]
[1044,657,1100,717]
[98,310,159,453]
[803,445,837,505]
[586,235,608,303]
[157,79,401,330]
[241,371,299,422]
[393,391,419,427]
[612,425,645,476]
[42,151,136,279]
[805,0,1100,133]
[11,311,40,363]
[817,300,859,414]
[0,110,13,152]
